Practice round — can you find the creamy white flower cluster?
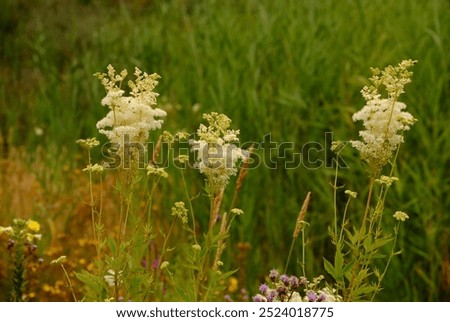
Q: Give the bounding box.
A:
[350,60,417,171]
[95,65,166,147]
[190,112,248,193]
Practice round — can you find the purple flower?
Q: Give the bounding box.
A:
[289,275,300,289]
[152,258,159,270]
[253,294,265,302]
[280,274,289,285]
[276,286,287,296]
[269,269,279,281]
[266,290,278,302]
[318,293,327,302]
[307,290,317,302]
[259,283,269,294]
[224,294,232,302]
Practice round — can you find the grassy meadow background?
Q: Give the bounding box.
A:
[0,0,449,301]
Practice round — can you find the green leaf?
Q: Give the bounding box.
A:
[334,249,344,280]
[363,235,373,251]
[106,237,117,255]
[345,228,359,247]
[354,284,376,297]
[372,237,394,249]
[370,253,387,259]
[342,257,356,276]
[323,257,336,280]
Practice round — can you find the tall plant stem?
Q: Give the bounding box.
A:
[358,175,376,246]
[87,150,97,245]
[181,169,198,245]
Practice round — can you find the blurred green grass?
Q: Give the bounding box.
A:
[0,0,449,301]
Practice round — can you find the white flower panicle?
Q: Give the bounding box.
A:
[146,164,168,178]
[375,175,399,187]
[344,190,357,199]
[361,59,416,101]
[83,163,104,173]
[190,112,248,193]
[95,65,166,148]
[171,201,188,224]
[76,137,100,149]
[350,60,417,171]
[393,211,409,222]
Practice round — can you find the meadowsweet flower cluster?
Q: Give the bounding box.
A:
[375,175,399,187]
[190,112,248,193]
[350,60,417,172]
[253,269,341,302]
[82,163,104,173]
[76,138,100,150]
[146,164,168,178]
[344,190,357,198]
[171,201,188,224]
[95,64,166,148]
[393,211,409,222]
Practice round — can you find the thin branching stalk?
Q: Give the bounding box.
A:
[181,169,198,246]
[153,217,176,297]
[87,149,97,244]
[284,192,311,274]
[60,263,78,302]
[338,197,352,245]
[371,222,401,300]
[333,157,340,241]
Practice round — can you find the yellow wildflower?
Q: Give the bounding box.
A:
[228,277,239,293]
[27,220,40,232]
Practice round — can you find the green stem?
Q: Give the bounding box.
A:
[301,228,306,277]
[371,222,401,301]
[61,264,78,302]
[88,150,97,246]
[181,169,198,246]
[345,175,376,301]
[284,237,296,274]
[338,198,352,245]
[357,175,376,246]
[10,241,25,302]
[333,155,340,241]
[154,217,176,297]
